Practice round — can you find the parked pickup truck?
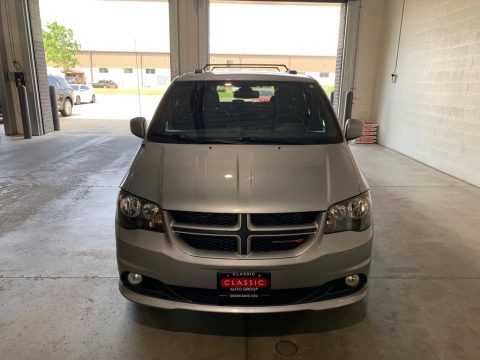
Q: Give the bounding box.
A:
[91,80,118,89]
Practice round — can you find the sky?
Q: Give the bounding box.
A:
[38,0,340,56]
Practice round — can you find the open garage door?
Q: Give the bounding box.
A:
[209,0,357,124]
[37,0,171,131]
[1,0,172,136]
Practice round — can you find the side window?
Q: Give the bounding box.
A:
[81,86,89,90]
[56,77,69,88]
[162,82,197,131]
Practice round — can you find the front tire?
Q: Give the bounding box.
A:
[75,96,81,105]
[60,99,73,117]
[90,94,96,103]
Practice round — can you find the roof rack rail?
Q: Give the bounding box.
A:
[197,63,293,73]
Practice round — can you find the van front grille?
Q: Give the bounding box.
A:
[250,212,318,226]
[170,211,238,226]
[180,233,238,252]
[168,211,320,257]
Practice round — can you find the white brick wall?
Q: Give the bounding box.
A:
[351,0,385,121]
[370,0,480,187]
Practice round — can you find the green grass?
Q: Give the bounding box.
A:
[94,88,166,96]
[321,85,334,98]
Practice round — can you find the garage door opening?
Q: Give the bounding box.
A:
[209,0,342,99]
[38,0,170,131]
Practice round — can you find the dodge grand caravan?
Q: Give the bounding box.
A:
[116,66,373,313]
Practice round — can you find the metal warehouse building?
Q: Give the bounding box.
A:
[64,51,336,88]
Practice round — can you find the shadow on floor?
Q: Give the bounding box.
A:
[129,299,367,337]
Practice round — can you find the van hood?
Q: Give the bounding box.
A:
[123,142,367,213]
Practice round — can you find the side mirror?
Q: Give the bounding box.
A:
[345,119,364,141]
[130,117,146,138]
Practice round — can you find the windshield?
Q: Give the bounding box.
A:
[148,80,343,144]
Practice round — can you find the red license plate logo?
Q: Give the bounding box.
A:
[220,277,269,288]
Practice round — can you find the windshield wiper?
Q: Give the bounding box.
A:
[159,133,243,144]
[234,137,302,145]
[164,133,223,143]
[153,133,308,145]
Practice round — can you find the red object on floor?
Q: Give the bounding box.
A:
[350,122,378,144]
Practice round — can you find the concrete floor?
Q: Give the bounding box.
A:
[1,120,480,359]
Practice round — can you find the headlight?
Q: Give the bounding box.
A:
[324,191,372,233]
[117,189,164,232]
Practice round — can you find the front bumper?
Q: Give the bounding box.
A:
[119,280,368,313]
[116,223,373,313]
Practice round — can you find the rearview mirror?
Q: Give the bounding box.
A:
[345,119,364,141]
[130,117,146,138]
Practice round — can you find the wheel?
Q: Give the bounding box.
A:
[60,99,73,117]
[90,94,96,103]
[75,96,81,105]
[103,85,107,88]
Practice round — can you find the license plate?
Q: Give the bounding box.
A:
[217,272,271,305]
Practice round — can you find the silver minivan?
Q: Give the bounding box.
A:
[116,67,372,313]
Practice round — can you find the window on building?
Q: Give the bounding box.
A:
[99,68,109,73]
[146,68,156,74]
[226,59,234,66]
[124,68,133,74]
[319,72,329,78]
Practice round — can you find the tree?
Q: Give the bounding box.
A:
[42,21,81,72]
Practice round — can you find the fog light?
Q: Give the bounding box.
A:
[345,274,360,287]
[127,273,143,285]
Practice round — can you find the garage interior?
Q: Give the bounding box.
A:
[1,0,480,359]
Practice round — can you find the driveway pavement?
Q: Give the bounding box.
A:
[69,94,161,121]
